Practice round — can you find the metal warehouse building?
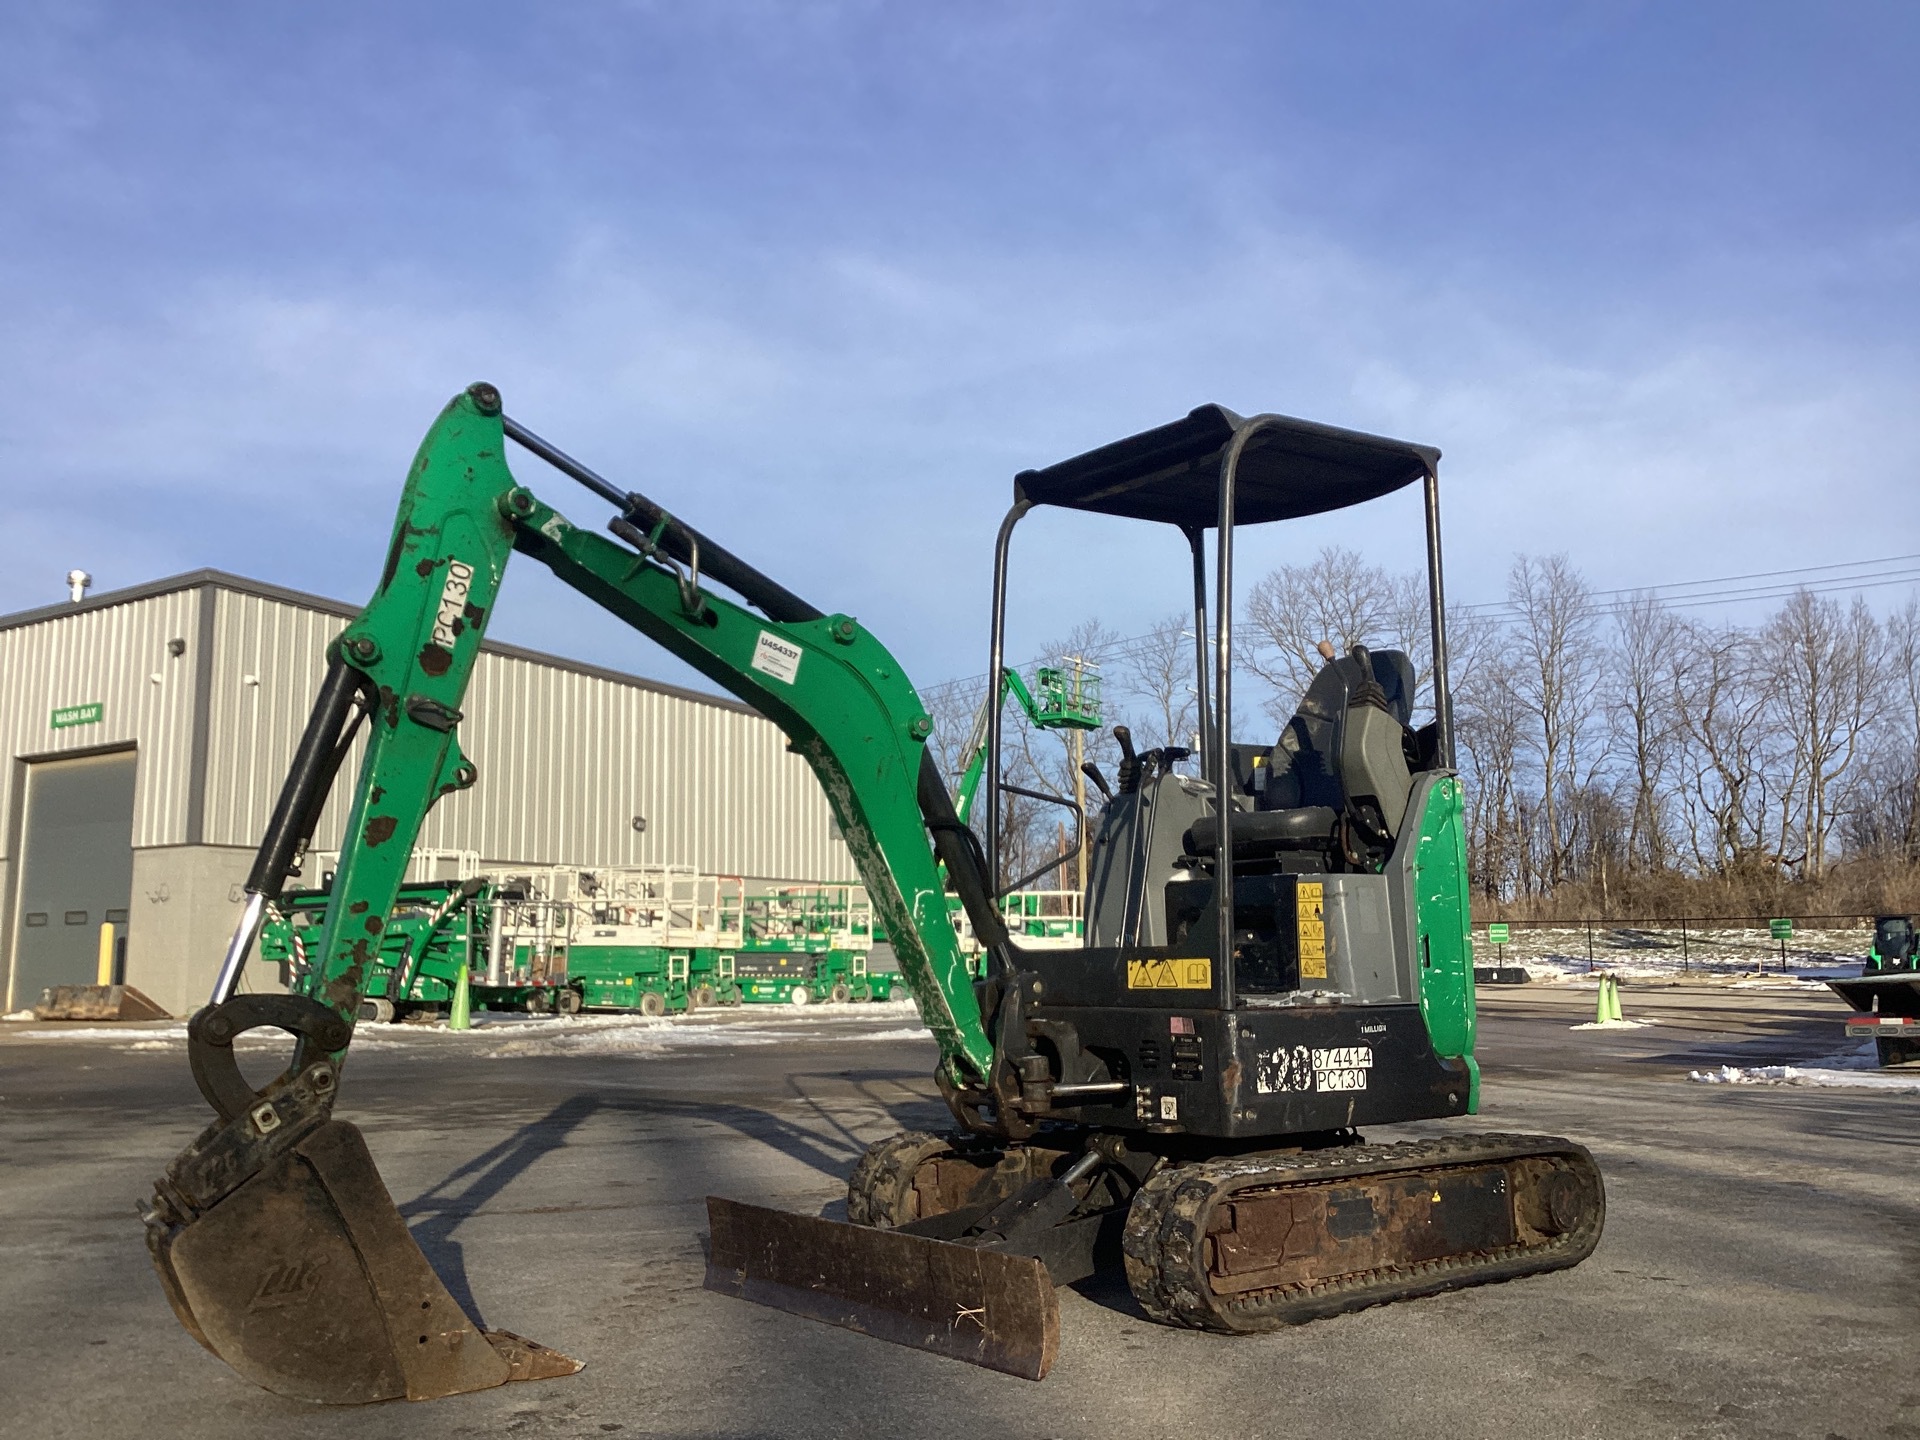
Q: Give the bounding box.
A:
[0,570,858,1016]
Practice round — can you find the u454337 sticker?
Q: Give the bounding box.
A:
[752,630,804,684]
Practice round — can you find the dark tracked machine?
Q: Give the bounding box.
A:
[1829,916,1920,1066]
[144,388,1604,1400]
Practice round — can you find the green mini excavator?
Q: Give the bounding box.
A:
[144,385,1603,1401]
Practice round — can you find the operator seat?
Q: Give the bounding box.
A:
[1183,646,1418,868]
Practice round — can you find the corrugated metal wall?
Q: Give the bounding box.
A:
[200,589,363,856]
[0,589,201,855]
[200,589,857,880]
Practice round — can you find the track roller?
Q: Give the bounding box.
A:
[1122,1131,1604,1332]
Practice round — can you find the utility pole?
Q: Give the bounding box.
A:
[1063,653,1094,900]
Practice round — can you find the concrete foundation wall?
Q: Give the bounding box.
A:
[127,845,274,1017]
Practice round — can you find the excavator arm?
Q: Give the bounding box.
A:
[221,382,998,1083]
[146,383,1016,1402]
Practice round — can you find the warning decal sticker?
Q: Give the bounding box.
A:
[1298,880,1327,980]
[1125,957,1213,990]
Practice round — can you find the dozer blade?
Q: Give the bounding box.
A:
[705,1197,1059,1380]
[34,983,169,1021]
[148,1067,579,1404]
[1827,972,1920,1015]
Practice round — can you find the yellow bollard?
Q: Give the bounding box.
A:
[449,964,471,1031]
[96,922,115,987]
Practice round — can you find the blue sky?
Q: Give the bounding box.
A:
[3,1,1916,695]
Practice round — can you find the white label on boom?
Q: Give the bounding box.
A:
[432,560,475,651]
[751,631,804,684]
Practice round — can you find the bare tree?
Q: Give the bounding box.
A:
[1879,595,1920,857]
[1124,612,1200,754]
[1242,544,1438,737]
[1450,607,1526,900]
[1506,555,1603,886]
[1607,592,1683,871]
[920,673,989,792]
[1245,546,1401,717]
[1761,589,1880,878]
[1669,620,1775,876]
[1386,572,1438,721]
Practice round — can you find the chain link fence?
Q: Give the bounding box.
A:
[1472,915,1882,980]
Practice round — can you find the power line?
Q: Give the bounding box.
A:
[1461,566,1920,619]
[1592,551,1920,598]
[930,552,1920,691]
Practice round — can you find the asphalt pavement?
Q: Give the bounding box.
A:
[1,983,1915,1440]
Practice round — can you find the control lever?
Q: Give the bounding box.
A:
[1113,725,1139,794]
[1080,761,1113,802]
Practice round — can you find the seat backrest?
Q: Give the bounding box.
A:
[1341,690,1415,838]
[1264,649,1416,814]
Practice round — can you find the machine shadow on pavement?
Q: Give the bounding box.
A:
[400,1093,605,1322]
[395,1068,947,1318]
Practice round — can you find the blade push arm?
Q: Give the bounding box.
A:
[233,385,997,1087]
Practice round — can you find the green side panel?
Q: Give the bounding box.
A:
[1411,775,1479,1113]
[566,944,673,981]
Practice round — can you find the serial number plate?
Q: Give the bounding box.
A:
[1311,1046,1373,1071]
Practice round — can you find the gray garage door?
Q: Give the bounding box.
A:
[8,750,137,1010]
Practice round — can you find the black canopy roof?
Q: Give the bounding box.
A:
[1015,405,1440,528]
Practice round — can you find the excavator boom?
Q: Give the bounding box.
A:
[146,384,1016,1401]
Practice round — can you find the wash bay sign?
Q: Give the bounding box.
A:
[51,701,104,730]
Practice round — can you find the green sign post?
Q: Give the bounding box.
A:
[1769,917,1793,972]
[50,701,104,730]
[1487,923,1510,948]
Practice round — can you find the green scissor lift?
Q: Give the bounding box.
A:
[726,884,896,1004]
[483,866,746,1016]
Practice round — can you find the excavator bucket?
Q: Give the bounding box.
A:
[704,1197,1060,1380]
[147,1064,579,1405]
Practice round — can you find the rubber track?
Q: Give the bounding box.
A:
[1121,1131,1605,1332]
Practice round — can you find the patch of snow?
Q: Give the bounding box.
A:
[1484,925,1872,986]
[1689,1064,1920,1092]
[1569,1019,1653,1031]
[3,1009,36,1021]
[1688,1041,1920,1089]
[10,1000,933,1059]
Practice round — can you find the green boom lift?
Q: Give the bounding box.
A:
[144,386,1604,1401]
